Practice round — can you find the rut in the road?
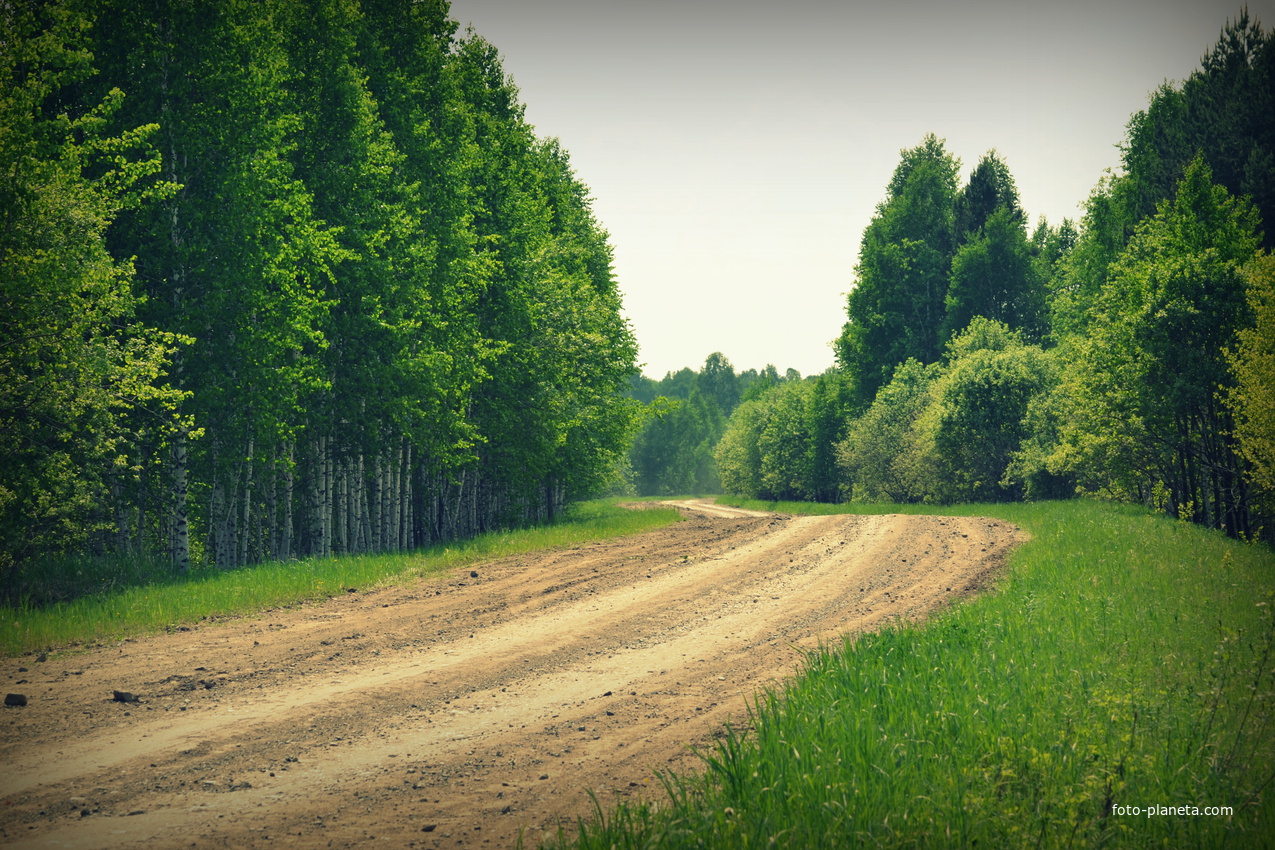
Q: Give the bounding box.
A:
[0,502,1024,850]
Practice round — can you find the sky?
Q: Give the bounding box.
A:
[446,0,1273,380]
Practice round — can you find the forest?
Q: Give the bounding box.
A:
[5,3,1275,588]
[630,14,1275,541]
[1,0,640,580]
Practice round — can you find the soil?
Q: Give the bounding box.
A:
[0,500,1025,849]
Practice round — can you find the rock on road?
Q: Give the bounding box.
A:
[0,500,1024,848]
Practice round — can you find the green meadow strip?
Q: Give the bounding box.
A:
[0,500,680,658]
[556,499,1275,849]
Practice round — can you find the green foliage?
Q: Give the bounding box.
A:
[1226,254,1275,517]
[838,321,1057,505]
[447,33,639,512]
[943,206,1047,344]
[0,0,185,572]
[562,499,1275,849]
[840,139,1056,412]
[837,133,961,403]
[953,149,1023,241]
[838,359,941,503]
[657,367,700,401]
[698,351,741,415]
[727,19,1274,535]
[1047,175,1138,341]
[715,399,766,499]
[930,319,1057,502]
[92,0,349,566]
[1051,157,1261,533]
[631,391,724,496]
[755,382,815,501]
[716,374,850,503]
[741,363,783,402]
[1120,11,1275,250]
[626,353,761,497]
[804,370,851,503]
[2,0,641,573]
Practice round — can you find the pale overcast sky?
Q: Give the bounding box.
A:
[447,0,1272,380]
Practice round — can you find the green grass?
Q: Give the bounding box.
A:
[554,498,1275,849]
[0,498,681,657]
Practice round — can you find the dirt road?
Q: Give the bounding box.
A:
[1,500,1024,849]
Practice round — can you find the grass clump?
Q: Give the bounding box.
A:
[0,499,680,657]
[555,499,1275,849]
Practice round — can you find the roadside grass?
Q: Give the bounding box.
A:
[0,499,681,657]
[555,498,1275,849]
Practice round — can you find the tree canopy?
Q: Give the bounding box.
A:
[836,133,960,404]
[1,0,640,575]
[723,14,1274,539]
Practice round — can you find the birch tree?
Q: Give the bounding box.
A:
[0,0,184,571]
[1055,157,1260,534]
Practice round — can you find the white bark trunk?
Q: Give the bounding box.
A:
[282,441,294,560]
[391,440,403,551]
[339,455,349,554]
[322,434,333,558]
[168,424,190,570]
[402,444,413,550]
[240,437,254,567]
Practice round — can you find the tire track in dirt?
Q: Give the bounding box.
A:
[0,501,1024,849]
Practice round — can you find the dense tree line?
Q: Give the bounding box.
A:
[714,368,847,503]
[718,13,1275,538]
[623,353,807,497]
[1,0,639,577]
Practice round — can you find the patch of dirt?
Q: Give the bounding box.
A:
[0,500,1025,849]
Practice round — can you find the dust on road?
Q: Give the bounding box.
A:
[1,500,1024,849]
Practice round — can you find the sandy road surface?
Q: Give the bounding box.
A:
[1,501,1024,849]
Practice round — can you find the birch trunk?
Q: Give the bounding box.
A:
[169,423,191,570]
[322,435,333,558]
[466,469,478,538]
[282,441,294,560]
[208,480,222,567]
[357,453,371,554]
[240,436,254,567]
[382,451,391,551]
[443,472,459,543]
[267,455,278,561]
[309,437,321,556]
[339,458,349,558]
[162,32,191,571]
[369,452,381,551]
[391,440,403,551]
[351,454,362,553]
[222,477,240,569]
[401,444,413,551]
[386,449,396,551]
[112,475,129,553]
[135,452,147,555]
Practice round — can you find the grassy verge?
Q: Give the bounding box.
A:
[556,498,1275,849]
[0,499,681,657]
